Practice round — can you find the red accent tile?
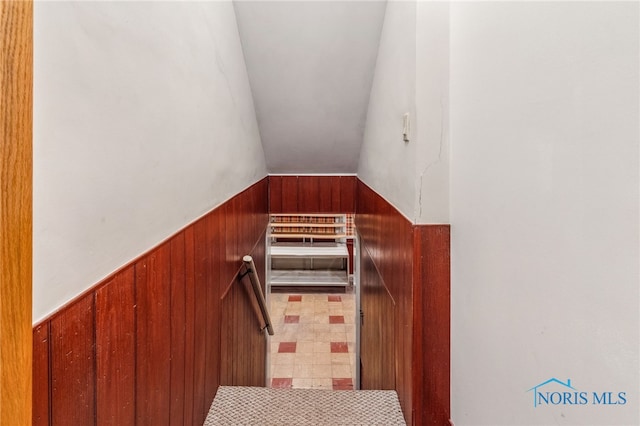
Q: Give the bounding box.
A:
[278,342,297,353]
[272,378,292,389]
[284,315,300,324]
[328,295,341,302]
[329,315,344,324]
[288,295,302,302]
[332,378,353,390]
[330,342,348,353]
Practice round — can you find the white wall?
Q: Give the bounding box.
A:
[415,1,449,224]
[34,1,267,322]
[234,1,386,174]
[450,2,639,425]
[358,0,450,224]
[358,0,417,220]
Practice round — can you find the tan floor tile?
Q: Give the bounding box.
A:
[298,324,315,334]
[315,332,333,342]
[331,353,351,365]
[313,341,330,353]
[312,364,333,378]
[312,378,333,389]
[294,352,315,365]
[272,364,294,378]
[298,313,315,324]
[272,353,296,365]
[291,378,313,389]
[296,341,315,353]
[329,323,346,332]
[332,364,352,378]
[312,353,332,365]
[313,315,329,324]
[293,363,314,379]
[297,331,316,341]
[329,332,347,342]
[313,324,332,333]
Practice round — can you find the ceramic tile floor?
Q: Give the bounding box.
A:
[268,292,357,391]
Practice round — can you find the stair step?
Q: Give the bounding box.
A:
[205,386,406,425]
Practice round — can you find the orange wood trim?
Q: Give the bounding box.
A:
[0,2,33,425]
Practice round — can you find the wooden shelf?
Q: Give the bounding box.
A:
[268,214,349,287]
[269,270,348,287]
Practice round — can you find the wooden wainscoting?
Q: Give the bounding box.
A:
[356,180,450,426]
[33,178,269,426]
[359,247,395,391]
[268,175,356,213]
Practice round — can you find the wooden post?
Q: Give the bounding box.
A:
[0,1,33,424]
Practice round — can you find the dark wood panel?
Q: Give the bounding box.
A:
[356,179,412,424]
[169,233,186,426]
[50,294,95,426]
[223,198,239,288]
[33,177,271,426]
[135,243,172,426]
[96,266,135,426]
[414,225,451,426]
[269,175,355,214]
[32,323,50,426]
[204,210,221,418]
[359,247,395,391]
[329,176,341,213]
[268,175,283,213]
[281,176,298,212]
[297,176,320,213]
[340,176,356,213]
[183,227,196,426]
[192,218,208,426]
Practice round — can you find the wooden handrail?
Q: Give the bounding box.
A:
[242,256,274,336]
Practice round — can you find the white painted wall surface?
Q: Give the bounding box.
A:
[33,1,266,322]
[450,3,639,425]
[358,0,417,220]
[415,1,449,224]
[234,1,386,174]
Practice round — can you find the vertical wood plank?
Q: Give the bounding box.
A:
[340,176,356,213]
[183,227,196,426]
[329,176,341,213]
[297,176,320,213]
[170,233,186,426]
[135,244,171,426]
[50,295,95,426]
[204,211,221,418]
[268,175,283,213]
[0,2,33,424]
[192,218,208,426]
[414,225,451,426]
[281,176,298,212]
[96,267,135,426]
[32,323,50,426]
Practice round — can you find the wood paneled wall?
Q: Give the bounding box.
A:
[356,180,450,426]
[268,175,356,213]
[33,178,269,426]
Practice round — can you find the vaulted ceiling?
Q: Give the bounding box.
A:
[233,1,387,173]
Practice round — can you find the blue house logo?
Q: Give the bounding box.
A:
[527,378,578,407]
[527,378,627,407]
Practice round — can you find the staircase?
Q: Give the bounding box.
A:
[204,386,406,425]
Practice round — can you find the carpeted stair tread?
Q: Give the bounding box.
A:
[204,386,406,425]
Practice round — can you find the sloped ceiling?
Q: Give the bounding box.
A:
[233,1,387,173]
